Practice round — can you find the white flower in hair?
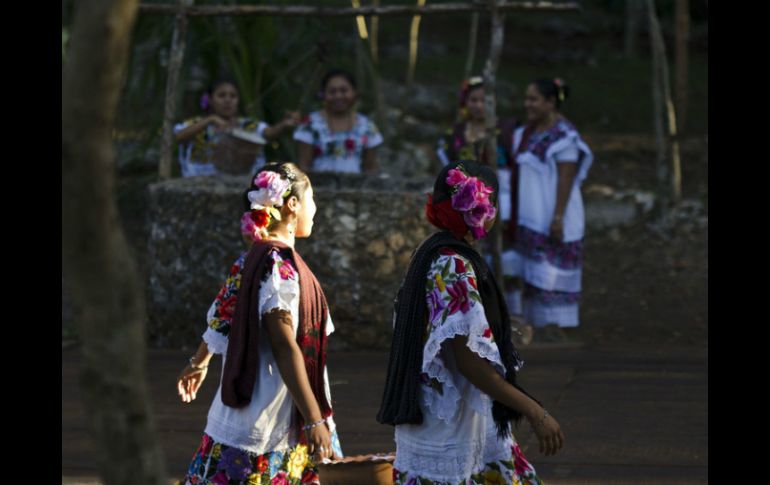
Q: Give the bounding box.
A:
[248,171,292,210]
[248,189,274,210]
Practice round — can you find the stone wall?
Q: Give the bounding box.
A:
[146,173,435,349]
[65,172,655,349]
[144,174,657,349]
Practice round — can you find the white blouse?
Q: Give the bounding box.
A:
[394,251,522,482]
[201,250,336,454]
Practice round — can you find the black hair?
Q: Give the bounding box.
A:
[206,78,238,95]
[242,162,311,213]
[320,68,357,92]
[532,78,570,110]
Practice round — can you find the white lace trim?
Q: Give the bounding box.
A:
[422,254,507,423]
[517,253,583,292]
[421,316,507,422]
[202,327,229,355]
[545,131,593,184]
[396,434,485,480]
[514,126,593,186]
[421,335,463,423]
[396,433,500,481]
[204,417,295,455]
[524,300,580,327]
[258,253,300,318]
[202,300,229,354]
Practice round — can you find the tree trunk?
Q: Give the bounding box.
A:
[675,0,689,132]
[351,1,367,112]
[406,0,426,88]
[370,0,380,62]
[647,0,682,202]
[62,0,168,483]
[159,0,193,180]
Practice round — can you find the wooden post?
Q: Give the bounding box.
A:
[647,0,682,202]
[354,2,365,102]
[361,31,387,133]
[666,98,682,202]
[351,0,367,126]
[675,0,689,132]
[406,0,426,88]
[370,0,380,63]
[484,0,505,289]
[397,0,426,138]
[139,2,580,17]
[159,0,193,180]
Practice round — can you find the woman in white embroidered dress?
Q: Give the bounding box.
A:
[505,78,593,340]
[293,69,383,174]
[379,160,564,485]
[174,79,300,177]
[176,162,342,485]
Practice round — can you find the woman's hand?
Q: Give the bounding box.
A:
[263,112,302,140]
[177,364,208,403]
[207,114,233,132]
[549,216,564,242]
[307,422,334,462]
[528,409,565,456]
[282,111,301,128]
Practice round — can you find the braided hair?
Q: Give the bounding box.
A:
[377,160,539,437]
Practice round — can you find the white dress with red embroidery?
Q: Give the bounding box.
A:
[292,111,383,173]
[201,249,338,455]
[173,117,269,177]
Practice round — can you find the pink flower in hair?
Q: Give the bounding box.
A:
[254,171,280,189]
[240,211,261,242]
[451,180,480,212]
[463,202,496,229]
[472,178,494,205]
[445,164,498,240]
[446,168,468,187]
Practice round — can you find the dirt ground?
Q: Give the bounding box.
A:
[578,134,708,347]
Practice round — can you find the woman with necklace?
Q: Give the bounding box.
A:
[294,69,383,174]
[437,76,522,325]
[176,162,343,484]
